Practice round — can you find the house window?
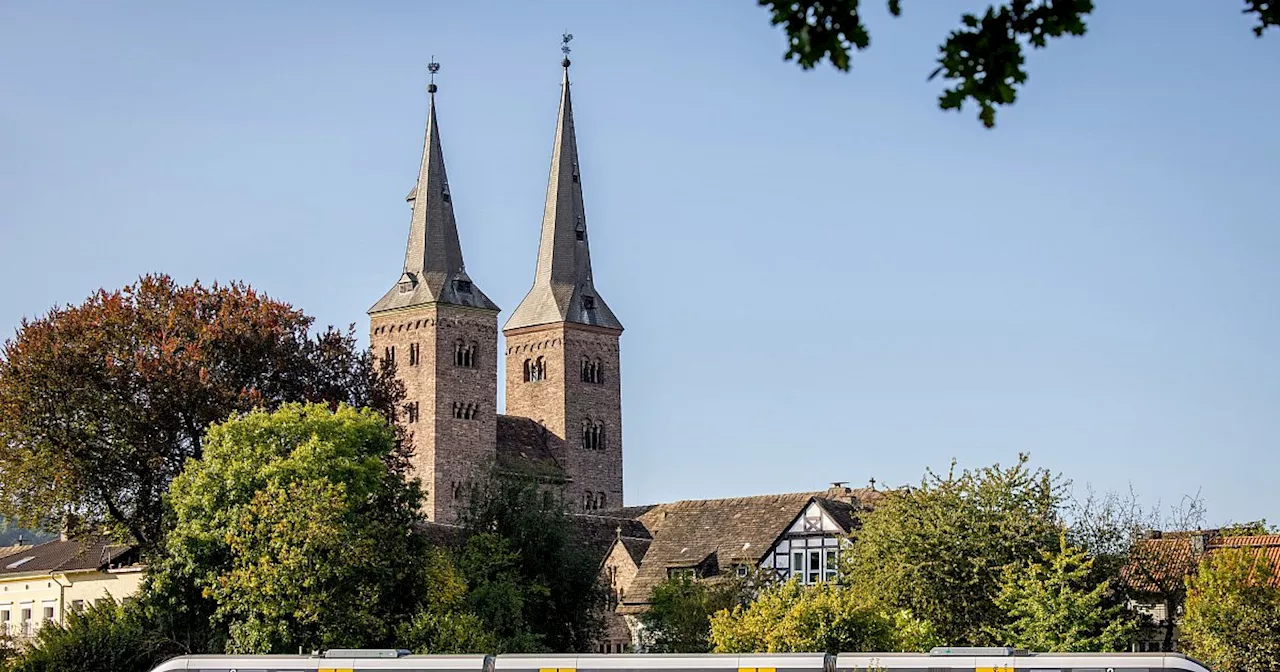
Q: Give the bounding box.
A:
[42,606,53,622]
[454,340,477,368]
[668,567,696,580]
[441,186,452,203]
[71,600,84,613]
[581,357,604,384]
[792,551,804,581]
[825,549,838,581]
[404,402,420,424]
[808,550,821,584]
[582,295,596,310]
[523,356,546,382]
[20,608,30,623]
[736,565,749,578]
[598,492,607,509]
[453,402,478,420]
[408,342,420,366]
[576,229,585,241]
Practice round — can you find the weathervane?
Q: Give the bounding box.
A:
[561,32,573,67]
[427,57,440,94]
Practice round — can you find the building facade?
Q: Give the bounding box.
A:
[0,535,143,640]
[370,58,623,522]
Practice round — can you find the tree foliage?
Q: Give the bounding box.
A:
[1181,547,1280,672]
[842,454,1064,646]
[395,547,496,654]
[0,274,401,548]
[990,535,1135,651]
[709,579,938,653]
[6,597,177,672]
[757,1,1279,127]
[459,476,608,652]
[144,403,422,654]
[640,575,751,653]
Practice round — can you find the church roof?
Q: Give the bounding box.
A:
[495,414,566,481]
[371,81,498,315]
[505,63,621,332]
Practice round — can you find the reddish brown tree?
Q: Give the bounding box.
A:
[0,274,402,547]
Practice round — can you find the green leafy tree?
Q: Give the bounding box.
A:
[640,575,750,653]
[459,476,608,653]
[990,535,1135,651]
[396,547,495,654]
[1181,547,1280,672]
[842,454,1064,646]
[6,597,177,672]
[0,274,401,547]
[143,403,422,654]
[1220,520,1277,537]
[709,579,938,653]
[757,1,1279,127]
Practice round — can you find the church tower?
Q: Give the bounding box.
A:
[370,66,499,523]
[504,50,624,513]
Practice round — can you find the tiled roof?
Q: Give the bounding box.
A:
[495,415,566,481]
[0,544,29,560]
[0,535,135,576]
[621,537,652,566]
[619,488,876,610]
[1125,532,1280,592]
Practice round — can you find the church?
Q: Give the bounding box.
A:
[366,52,882,651]
[368,53,623,524]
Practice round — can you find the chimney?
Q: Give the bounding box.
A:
[1191,534,1208,556]
[1146,529,1163,540]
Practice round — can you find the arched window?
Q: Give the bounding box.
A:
[597,492,607,509]
[523,359,532,382]
[582,420,604,450]
[583,491,593,512]
[529,356,545,381]
[454,340,477,368]
[581,357,605,384]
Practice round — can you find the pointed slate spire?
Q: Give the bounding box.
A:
[371,66,497,314]
[505,53,622,332]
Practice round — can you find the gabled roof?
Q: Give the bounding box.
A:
[0,535,136,576]
[505,63,621,332]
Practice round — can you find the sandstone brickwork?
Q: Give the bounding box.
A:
[371,303,498,523]
[504,322,623,512]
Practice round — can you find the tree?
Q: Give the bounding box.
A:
[396,547,495,654]
[990,535,1135,651]
[640,575,750,653]
[459,476,608,653]
[6,597,177,672]
[1181,547,1280,672]
[1069,488,1207,652]
[143,403,423,654]
[0,274,401,548]
[841,454,1064,646]
[709,579,938,653]
[757,1,1279,127]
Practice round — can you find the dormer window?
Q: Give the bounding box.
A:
[667,567,697,580]
[582,295,596,310]
[441,186,451,203]
[455,279,472,293]
[576,230,585,241]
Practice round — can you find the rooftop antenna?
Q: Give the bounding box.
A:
[561,31,573,68]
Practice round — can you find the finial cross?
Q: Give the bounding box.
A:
[427,57,440,83]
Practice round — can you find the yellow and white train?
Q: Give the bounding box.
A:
[147,648,1212,672]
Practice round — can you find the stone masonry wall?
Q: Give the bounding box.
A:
[371,303,498,523]
[504,322,623,512]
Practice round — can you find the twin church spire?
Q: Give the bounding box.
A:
[370,52,619,334]
[369,61,498,314]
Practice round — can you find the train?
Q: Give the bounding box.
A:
[146,648,1213,672]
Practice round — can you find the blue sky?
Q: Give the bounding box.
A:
[2,2,1277,525]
